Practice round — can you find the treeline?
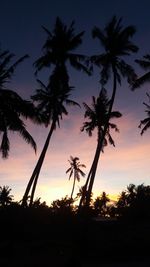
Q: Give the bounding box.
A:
[1,183,150,220]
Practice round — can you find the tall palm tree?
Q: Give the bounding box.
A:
[22,17,90,206]
[34,17,90,75]
[0,49,37,158]
[79,88,122,209]
[0,186,13,207]
[81,16,138,207]
[66,156,86,199]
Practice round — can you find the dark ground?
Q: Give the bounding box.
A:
[0,207,150,267]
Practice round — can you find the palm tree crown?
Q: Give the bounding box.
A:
[91,16,138,86]
[34,17,90,75]
[32,65,79,128]
[81,88,122,150]
[0,49,36,158]
[0,186,13,207]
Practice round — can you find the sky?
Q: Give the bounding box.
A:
[1,0,150,205]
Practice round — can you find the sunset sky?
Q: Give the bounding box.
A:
[1,0,150,205]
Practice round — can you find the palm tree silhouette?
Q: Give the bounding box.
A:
[66,156,86,199]
[79,88,122,208]
[138,93,150,134]
[80,16,138,207]
[132,54,150,89]
[0,49,36,158]
[22,17,90,206]
[94,191,110,216]
[0,186,13,207]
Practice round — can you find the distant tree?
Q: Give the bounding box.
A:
[66,156,86,199]
[32,197,48,208]
[0,186,13,207]
[22,17,90,206]
[50,196,74,215]
[0,49,37,158]
[94,191,110,216]
[116,184,150,219]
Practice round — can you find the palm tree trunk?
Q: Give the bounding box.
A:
[70,175,76,199]
[85,66,117,207]
[85,136,102,206]
[78,147,97,211]
[22,120,56,206]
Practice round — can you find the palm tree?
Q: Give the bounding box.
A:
[22,17,90,206]
[34,17,90,75]
[0,49,37,158]
[131,55,150,134]
[138,93,150,135]
[81,16,138,207]
[79,88,122,209]
[132,54,150,89]
[0,186,13,207]
[66,156,86,199]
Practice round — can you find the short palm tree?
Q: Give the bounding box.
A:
[66,156,86,199]
[0,49,36,158]
[22,17,90,206]
[79,88,122,208]
[80,16,138,207]
[0,186,13,207]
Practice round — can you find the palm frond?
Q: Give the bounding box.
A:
[0,131,10,159]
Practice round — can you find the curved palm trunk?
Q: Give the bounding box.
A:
[80,66,117,209]
[70,175,76,199]
[22,120,56,206]
[85,137,102,206]
[78,147,97,211]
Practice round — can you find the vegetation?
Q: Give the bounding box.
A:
[82,16,138,207]
[0,50,37,158]
[66,156,86,199]
[1,15,150,265]
[22,17,90,206]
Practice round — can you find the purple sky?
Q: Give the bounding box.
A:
[1,0,150,204]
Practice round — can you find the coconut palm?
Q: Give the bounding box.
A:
[66,156,86,199]
[138,93,150,135]
[22,17,90,206]
[0,186,13,207]
[34,17,90,75]
[0,49,36,158]
[22,67,79,206]
[81,16,138,207]
[79,88,122,208]
[132,54,150,89]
